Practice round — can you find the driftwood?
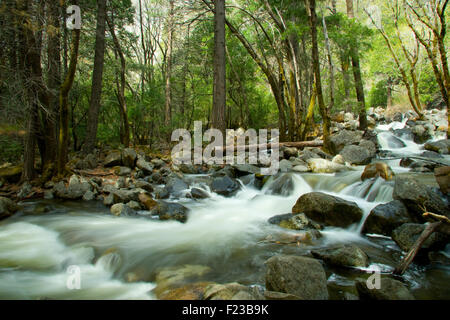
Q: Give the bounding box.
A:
[214,141,323,153]
[393,212,450,276]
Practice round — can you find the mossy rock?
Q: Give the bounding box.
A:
[0,165,23,183]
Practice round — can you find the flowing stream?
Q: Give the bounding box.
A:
[0,120,449,300]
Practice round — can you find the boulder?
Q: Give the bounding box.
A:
[361,163,395,181]
[54,175,92,200]
[434,166,450,194]
[392,223,449,252]
[0,165,22,183]
[134,180,154,192]
[307,158,349,173]
[112,189,142,203]
[162,176,189,198]
[138,193,158,211]
[264,174,295,196]
[340,145,374,165]
[151,158,166,169]
[311,244,369,268]
[82,190,96,201]
[265,255,329,300]
[393,176,450,220]
[279,159,293,173]
[0,197,19,220]
[292,192,363,228]
[122,148,137,168]
[110,203,136,217]
[356,278,414,300]
[156,201,189,223]
[328,130,364,155]
[204,283,264,300]
[411,125,432,144]
[104,151,122,167]
[190,188,209,199]
[179,163,198,174]
[210,176,240,197]
[425,139,450,155]
[126,201,142,211]
[362,201,413,236]
[115,166,132,176]
[282,147,298,159]
[268,213,322,231]
[136,157,154,174]
[232,164,261,176]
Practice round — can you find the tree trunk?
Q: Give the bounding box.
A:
[212,0,227,135]
[83,0,107,154]
[346,0,368,130]
[164,0,174,130]
[322,12,335,113]
[307,0,331,145]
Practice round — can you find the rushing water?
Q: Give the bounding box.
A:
[0,120,449,300]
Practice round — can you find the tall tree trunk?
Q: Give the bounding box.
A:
[346,0,368,131]
[58,14,81,176]
[212,0,227,135]
[322,12,335,113]
[307,0,331,145]
[164,0,174,130]
[83,0,107,153]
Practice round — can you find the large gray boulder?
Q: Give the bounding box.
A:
[54,175,92,200]
[392,223,449,252]
[268,213,322,231]
[328,130,364,155]
[393,176,450,220]
[136,157,154,174]
[264,173,295,196]
[0,197,19,220]
[425,139,450,154]
[211,176,241,197]
[340,145,374,165]
[362,200,413,236]
[122,148,137,168]
[163,176,189,198]
[292,192,363,228]
[156,201,189,223]
[104,150,122,167]
[311,244,369,268]
[265,255,328,300]
[356,278,414,300]
[110,203,136,217]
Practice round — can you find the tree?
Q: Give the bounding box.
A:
[83,0,107,153]
[212,0,227,135]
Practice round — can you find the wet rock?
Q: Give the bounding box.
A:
[0,197,19,220]
[393,176,450,220]
[44,190,54,200]
[393,128,414,140]
[110,203,136,217]
[292,192,363,228]
[307,158,349,173]
[299,149,321,162]
[159,282,214,300]
[362,201,413,236]
[104,150,122,167]
[282,147,298,159]
[103,193,115,206]
[268,213,322,231]
[0,165,22,183]
[149,171,164,184]
[425,139,450,155]
[340,145,374,165]
[82,190,96,201]
[232,164,260,176]
[328,130,364,155]
[311,245,369,268]
[279,159,293,173]
[392,223,449,252]
[54,175,92,200]
[17,182,33,199]
[264,173,294,196]
[292,165,310,173]
[136,157,154,174]
[435,166,450,194]
[411,125,432,144]
[361,163,395,181]
[355,278,414,300]
[156,201,189,223]
[264,291,302,300]
[204,283,264,300]
[265,255,328,300]
[122,148,137,168]
[115,166,132,176]
[126,200,142,211]
[138,193,158,211]
[134,180,154,192]
[191,188,209,199]
[151,158,166,169]
[211,176,240,197]
[179,163,198,174]
[112,189,142,203]
[163,176,189,198]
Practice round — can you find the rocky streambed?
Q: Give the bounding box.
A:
[0,108,449,300]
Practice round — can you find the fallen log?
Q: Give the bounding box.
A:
[214,140,323,153]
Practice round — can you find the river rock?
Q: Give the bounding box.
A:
[340,145,374,165]
[435,166,450,194]
[361,163,395,181]
[265,255,328,300]
[54,175,92,200]
[232,164,261,176]
[393,176,450,220]
[136,157,154,174]
[138,193,158,211]
[355,278,414,300]
[282,147,298,159]
[110,203,136,217]
[179,163,198,174]
[190,188,209,199]
[82,190,96,201]
[311,244,369,268]
[156,201,189,223]
[425,139,450,154]
[112,188,142,203]
[292,192,363,228]
[328,130,364,155]
[307,158,349,173]
[126,200,142,210]
[104,150,122,167]
[151,158,166,169]
[162,176,189,198]
[204,283,264,300]
[103,193,115,206]
[264,173,295,196]
[362,201,413,236]
[411,125,432,144]
[0,197,19,220]
[122,148,137,168]
[210,176,240,197]
[115,166,132,176]
[268,213,322,231]
[0,165,22,183]
[158,282,214,300]
[134,180,154,192]
[392,223,449,252]
[279,159,293,172]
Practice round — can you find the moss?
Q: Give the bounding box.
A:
[0,165,23,183]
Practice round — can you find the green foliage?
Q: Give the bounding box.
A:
[0,134,23,164]
[369,80,388,108]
